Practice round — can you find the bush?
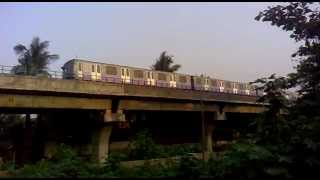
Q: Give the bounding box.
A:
[176,154,204,178]
[127,129,201,160]
[208,142,279,179]
[14,144,103,178]
[127,129,164,160]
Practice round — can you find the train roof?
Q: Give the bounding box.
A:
[63,58,251,85]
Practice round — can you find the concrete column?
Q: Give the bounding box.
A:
[215,111,226,120]
[104,109,125,122]
[205,120,215,153]
[91,124,113,164]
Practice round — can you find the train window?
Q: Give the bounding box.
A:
[97,65,100,73]
[179,76,187,83]
[106,66,117,75]
[126,69,129,76]
[147,72,150,78]
[225,82,232,88]
[211,79,219,86]
[121,69,125,76]
[158,73,167,81]
[239,83,245,89]
[92,65,95,72]
[78,63,82,71]
[148,72,153,79]
[133,70,143,78]
[196,78,202,85]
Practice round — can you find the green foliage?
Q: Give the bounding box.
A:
[254,3,320,178]
[176,154,204,178]
[0,160,16,174]
[151,51,181,72]
[128,160,177,177]
[127,129,200,160]
[256,2,320,116]
[14,144,101,178]
[217,143,274,179]
[127,129,164,160]
[250,74,290,144]
[12,36,59,76]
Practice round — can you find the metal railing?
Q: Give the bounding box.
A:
[0,64,259,97]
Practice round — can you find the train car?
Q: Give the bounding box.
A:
[62,59,122,83]
[238,83,249,95]
[192,75,211,91]
[154,71,170,88]
[175,73,192,89]
[208,78,225,92]
[62,59,193,90]
[62,58,257,96]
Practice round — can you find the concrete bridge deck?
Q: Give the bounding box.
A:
[0,74,265,114]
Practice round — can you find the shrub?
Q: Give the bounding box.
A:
[176,154,204,178]
[209,142,278,179]
[127,129,164,160]
[14,144,101,178]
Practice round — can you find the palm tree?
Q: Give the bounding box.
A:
[11,37,59,164]
[151,51,181,72]
[12,37,59,124]
[12,37,59,76]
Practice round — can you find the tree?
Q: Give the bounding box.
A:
[12,37,59,77]
[254,3,320,177]
[255,2,320,116]
[10,37,59,164]
[11,37,59,125]
[151,51,181,72]
[250,74,289,144]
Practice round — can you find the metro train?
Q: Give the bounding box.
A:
[61,59,259,96]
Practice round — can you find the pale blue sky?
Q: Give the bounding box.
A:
[0,2,299,82]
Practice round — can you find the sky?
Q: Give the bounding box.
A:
[0,2,299,82]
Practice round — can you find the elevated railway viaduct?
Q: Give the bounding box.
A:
[0,74,266,163]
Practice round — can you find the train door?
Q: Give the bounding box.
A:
[204,77,210,91]
[91,64,96,80]
[77,63,83,79]
[219,81,225,92]
[121,67,131,83]
[169,74,177,88]
[233,83,238,94]
[191,76,195,90]
[245,84,250,95]
[96,64,101,80]
[147,71,155,86]
[90,64,101,81]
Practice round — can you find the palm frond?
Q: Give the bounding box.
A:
[13,44,27,55]
[12,37,59,76]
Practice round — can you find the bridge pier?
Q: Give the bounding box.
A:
[203,111,227,160]
[91,123,113,164]
[104,109,125,122]
[205,119,215,154]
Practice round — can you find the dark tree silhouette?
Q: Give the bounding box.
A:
[255,2,320,116]
[12,37,59,76]
[151,51,181,72]
[10,37,59,164]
